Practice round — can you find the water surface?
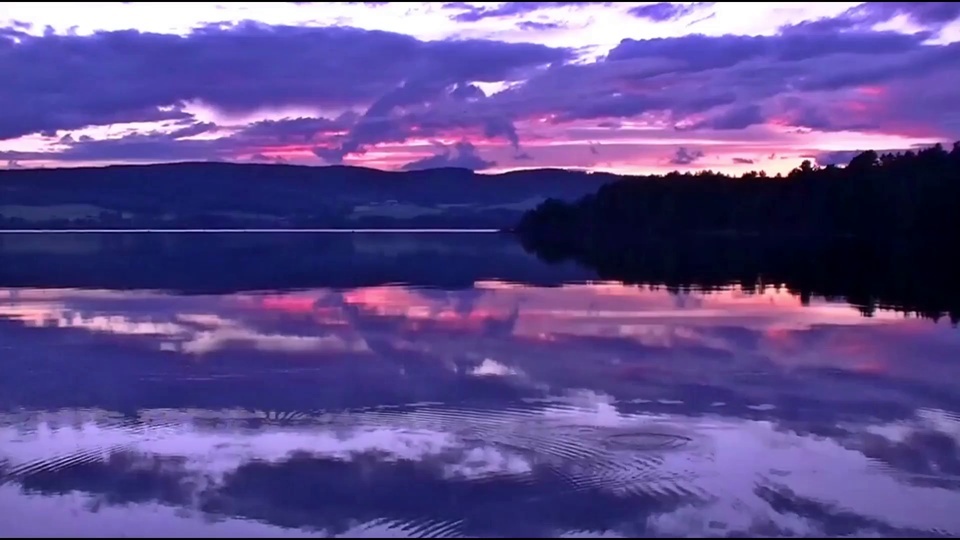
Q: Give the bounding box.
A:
[1,233,959,538]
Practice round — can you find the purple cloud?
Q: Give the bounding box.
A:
[528,22,960,135]
[400,140,495,171]
[845,2,960,29]
[3,114,357,163]
[0,22,568,141]
[680,104,765,131]
[313,81,526,164]
[628,2,715,22]
[2,7,960,168]
[443,2,602,23]
[516,21,566,32]
[240,116,353,144]
[810,147,926,168]
[813,150,863,167]
[2,126,228,162]
[669,147,704,166]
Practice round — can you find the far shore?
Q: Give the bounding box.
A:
[0,228,504,234]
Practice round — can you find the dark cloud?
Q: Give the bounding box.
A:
[628,2,715,22]
[400,140,495,171]
[290,2,392,6]
[240,116,353,144]
[521,22,960,136]
[732,157,755,164]
[815,151,857,167]
[460,19,956,138]
[315,81,526,164]
[0,22,568,141]
[0,116,355,163]
[606,27,930,68]
[811,146,930,168]
[168,121,218,139]
[443,2,602,23]
[845,2,960,29]
[3,9,960,167]
[669,147,704,165]
[681,104,765,131]
[516,21,566,32]
[811,148,907,168]
[13,128,227,163]
[774,97,842,131]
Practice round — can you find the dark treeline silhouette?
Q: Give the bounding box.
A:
[0,163,611,230]
[517,142,960,323]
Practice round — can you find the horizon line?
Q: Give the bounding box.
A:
[0,228,504,234]
[0,160,601,176]
[4,142,956,178]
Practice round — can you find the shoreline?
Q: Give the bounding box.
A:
[0,228,505,234]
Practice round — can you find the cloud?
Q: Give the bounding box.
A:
[249,152,283,163]
[312,80,529,164]
[627,2,715,22]
[1,115,356,163]
[812,149,875,168]
[239,116,353,144]
[516,21,566,32]
[34,130,227,162]
[811,143,945,168]
[680,104,765,131]
[812,151,851,167]
[443,2,602,23]
[2,8,960,169]
[669,147,704,166]
[844,2,960,30]
[496,21,960,137]
[732,157,755,164]
[0,22,568,142]
[400,140,495,171]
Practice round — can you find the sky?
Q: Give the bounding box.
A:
[1,2,959,175]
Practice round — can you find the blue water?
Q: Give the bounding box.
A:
[0,233,958,538]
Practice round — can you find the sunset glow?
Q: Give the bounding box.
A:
[1,2,958,174]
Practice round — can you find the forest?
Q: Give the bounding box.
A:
[517,142,960,322]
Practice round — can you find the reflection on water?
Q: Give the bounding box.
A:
[2,276,960,536]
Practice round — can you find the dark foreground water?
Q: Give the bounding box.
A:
[1,233,959,538]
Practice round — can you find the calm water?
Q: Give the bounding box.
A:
[1,233,959,538]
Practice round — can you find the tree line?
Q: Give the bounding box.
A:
[516,142,960,323]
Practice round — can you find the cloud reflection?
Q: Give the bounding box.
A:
[1,282,960,536]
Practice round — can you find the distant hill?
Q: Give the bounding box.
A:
[0,162,617,230]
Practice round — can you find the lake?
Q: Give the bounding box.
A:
[1,232,959,538]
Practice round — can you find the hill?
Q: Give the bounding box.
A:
[0,162,615,230]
